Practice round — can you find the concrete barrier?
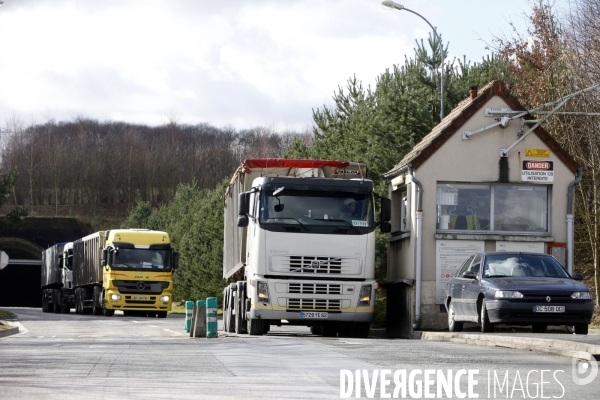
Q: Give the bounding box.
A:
[192,300,206,338]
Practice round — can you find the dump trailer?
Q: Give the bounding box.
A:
[72,229,178,317]
[41,242,75,313]
[221,159,391,337]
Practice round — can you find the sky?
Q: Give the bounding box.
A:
[0,0,548,133]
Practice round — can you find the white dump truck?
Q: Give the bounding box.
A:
[41,242,75,313]
[221,159,391,337]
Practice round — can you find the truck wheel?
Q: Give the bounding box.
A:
[103,307,115,317]
[226,289,236,333]
[53,289,61,313]
[310,325,322,335]
[75,289,81,314]
[234,283,247,334]
[222,287,230,332]
[42,290,49,313]
[92,287,103,315]
[248,317,265,335]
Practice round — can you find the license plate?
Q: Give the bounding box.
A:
[299,311,328,319]
[533,305,565,313]
[133,296,148,300]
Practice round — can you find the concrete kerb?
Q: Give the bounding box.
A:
[0,319,20,338]
[416,331,600,360]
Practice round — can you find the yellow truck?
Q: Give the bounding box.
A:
[72,229,179,317]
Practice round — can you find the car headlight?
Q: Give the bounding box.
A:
[159,295,170,302]
[111,294,121,301]
[358,285,372,306]
[494,290,524,299]
[571,291,592,299]
[257,281,270,303]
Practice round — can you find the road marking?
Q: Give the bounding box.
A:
[163,329,183,336]
[149,325,159,328]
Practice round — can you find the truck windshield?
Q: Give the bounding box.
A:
[259,186,374,230]
[111,249,172,271]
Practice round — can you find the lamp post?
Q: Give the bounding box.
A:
[381,0,445,120]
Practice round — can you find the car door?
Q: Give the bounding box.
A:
[462,255,482,319]
[449,255,475,317]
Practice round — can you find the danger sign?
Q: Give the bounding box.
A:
[522,160,554,183]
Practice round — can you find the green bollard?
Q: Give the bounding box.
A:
[206,297,218,338]
[185,301,194,332]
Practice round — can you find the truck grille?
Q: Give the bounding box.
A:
[113,280,168,295]
[288,283,341,295]
[287,298,341,310]
[270,255,362,275]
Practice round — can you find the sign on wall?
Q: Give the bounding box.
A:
[522,160,554,183]
[435,240,485,304]
[525,148,550,158]
[496,241,545,253]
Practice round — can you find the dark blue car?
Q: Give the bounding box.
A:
[445,252,594,334]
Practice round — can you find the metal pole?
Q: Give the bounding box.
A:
[402,8,444,120]
[382,2,445,120]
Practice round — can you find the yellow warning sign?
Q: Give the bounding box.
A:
[525,148,550,158]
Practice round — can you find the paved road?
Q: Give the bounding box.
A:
[1,307,598,399]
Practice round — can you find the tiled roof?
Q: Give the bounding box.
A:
[383,81,579,177]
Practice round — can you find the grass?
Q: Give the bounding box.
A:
[0,309,16,319]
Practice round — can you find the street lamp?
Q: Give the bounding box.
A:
[381,0,445,120]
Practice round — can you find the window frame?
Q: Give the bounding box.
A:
[436,182,551,235]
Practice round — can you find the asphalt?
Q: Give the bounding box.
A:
[1,314,599,362]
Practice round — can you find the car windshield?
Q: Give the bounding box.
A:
[482,254,570,278]
[259,186,374,229]
[112,249,171,271]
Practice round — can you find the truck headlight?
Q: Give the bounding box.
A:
[494,290,524,299]
[571,291,592,299]
[159,295,170,303]
[358,285,372,306]
[111,294,121,301]
[257,281,270,303]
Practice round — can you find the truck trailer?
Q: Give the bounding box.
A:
[41,242,75,313]
[72,229,178,317]
[221,159,391,337]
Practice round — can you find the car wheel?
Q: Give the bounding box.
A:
[480,299,494,333]
[448,301,463,332]
[532,324,547,333]
[574,323,588,335]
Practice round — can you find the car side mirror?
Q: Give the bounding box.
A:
[572,272,583,281]
[462,271,476,279]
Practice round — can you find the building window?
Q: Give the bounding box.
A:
[400,189,408,232]
[436,183,549,234]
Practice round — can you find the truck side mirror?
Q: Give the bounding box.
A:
[237,216,249,227]
[238,192,250,215]
[173,252,180,270]
[380,198,391,222]
[380,221,391,233]
[101,249,108,267]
